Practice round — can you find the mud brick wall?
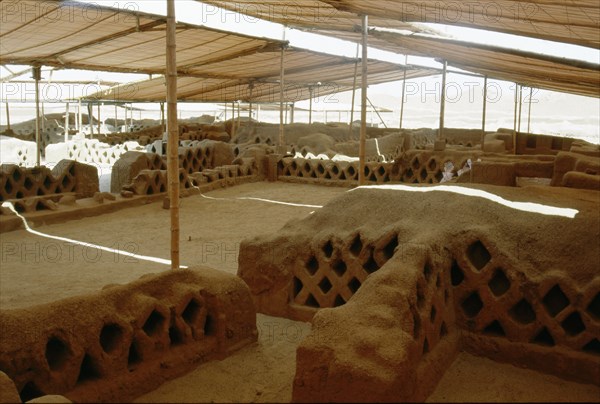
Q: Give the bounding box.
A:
[516,132,577,155]
[0,161,99,213]
[0,267,257,403]
[238,186,599,402]
[551,151,600,191]
[46,139,144,166]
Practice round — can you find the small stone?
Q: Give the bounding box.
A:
[93,192,104,204]
[0,371,20,404]
[58,195,77,206]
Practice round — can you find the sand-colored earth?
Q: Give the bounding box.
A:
[1,182,598,402]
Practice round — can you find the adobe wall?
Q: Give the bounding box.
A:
[0,267,257,403]
[237,185,599,401]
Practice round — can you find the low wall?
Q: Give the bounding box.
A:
[0,267,257,403]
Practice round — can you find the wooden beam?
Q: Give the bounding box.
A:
[166,0,180,270]
[358,14,368,186]
[32,66,41,167]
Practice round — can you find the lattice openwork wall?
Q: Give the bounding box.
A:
[61,139,143,165]
[0,269,256,403]
[450,237,600,358]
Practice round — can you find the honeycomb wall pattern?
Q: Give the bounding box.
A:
[0,267,257,403]
[0,161,99,213]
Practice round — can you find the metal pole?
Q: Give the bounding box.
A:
[279,43,286,149]
[349,42,360,137]
[399,55,408,129]
[481,76,488,151]
[438,60,447,140]
[358,14,368,186]
[527,87,533,133]
[166,0,180,270]
[33,66,42,168]
[64,102,69,142]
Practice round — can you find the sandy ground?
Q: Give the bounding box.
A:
[1,182,598,402]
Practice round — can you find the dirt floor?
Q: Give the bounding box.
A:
[1,182,598,402]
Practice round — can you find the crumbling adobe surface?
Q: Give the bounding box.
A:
[0,267,256,403]
[238,184,599,402]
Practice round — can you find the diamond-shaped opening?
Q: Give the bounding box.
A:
[467,240,491,271]
[99,323,125,354]
[582,339,600,356]
[428,159,437,171]
[348,277,361,294]
[182,299,201,326]
[483,320,505,337]
[305,293,320,308]
[293,276,303,297]
[19,381,45,403]
[450,259,465,286]
[419,168,428,181]
[333,294,346,307]
[526,135,537,149]
[532,327,555,347]
[413,311,421,338]
[339,171,347,180]
[411,157,420,170]
[586,293,600,321]
[46,336,71,371]
[142,309,166,337]
[23,177,34,190]
[318,277,333,294]
[347,166,356,178]
[424,262,433,282]
[12,169,22,182]
[542,285,570,317]
[362,249,379,274]
[509,299,536,325]
[322,240,334,259]
[305,256,319,276]
[349,234,362,257]
[43,175,52,189]
[461,292,483,318]
[422,338,430,355]
[488,269,511,297]
[333,259,347,277]
[430,306,437,322]
[3,179,13,194]
[377,165,386,176]
[77,353,101,384]
[331,165,340,175]
[417,282,426,309]
[404,168,414,180]
[561,312,586,336]
[382,234,398,261]
[440,322,448,338]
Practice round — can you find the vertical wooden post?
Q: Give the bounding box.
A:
[5,101,11,131]
[438,60,447,140]
[160,102,165,136]
[399,55,408,129]
[309,86,313,124]
[87,103,94,137]
[237,101,241,131]
[64,102,69,142]
[114,104,118,132]
[77,99,82,133]
[349,42,360,137]
[527,87,533,133]
[166,0,179,270]
[279,43,286,149]
[513,83,518,154]
[231,101,236,139]
[97,103,101,134]
[290,102,295,123]
[518,85,523,132]
[33,66,42,167]
[248,83,254,121]
[481,75,488,151]
[358,14,368,186]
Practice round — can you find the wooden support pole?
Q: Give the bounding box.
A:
[237,101,241,131]
[438,60,447,140]
[290,102,295,124]
[160,102,165,136]
[248,83,254,122]
[77,99,82,133]
[231,101,236,139]
[33,66,42,167]
[5,101,10,131]
[166,0,180,270]
[399,55,408,130]
[518,85,523,132]
[358,14,368,186]
[64,102,69,142]
[309,87,313,125]
[97,103,101,134]
[279,43,286,149]
[87,103,94,137]
[527,87,533,133]
[349,43,360,137]
[513,83,518,154]
[481,75,488,151]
